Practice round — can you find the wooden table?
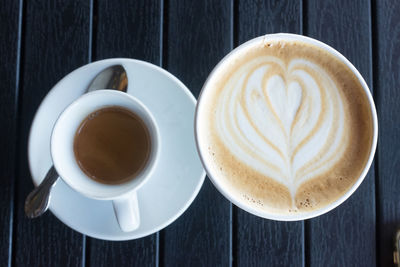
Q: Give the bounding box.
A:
[1,0,399,266]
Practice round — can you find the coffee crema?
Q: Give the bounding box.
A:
[198,38,374,214]
[74,106,151,185]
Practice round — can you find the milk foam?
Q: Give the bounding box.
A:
[198,38,374,215]
[215,56,348,198]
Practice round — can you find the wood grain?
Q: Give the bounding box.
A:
[93,0,161,65]
[87,1,161,266]
[165,0,232,97]
[306,0,376,266]
[235,217,303,267]
[0,0,21,265]
[374,0,400,266]
[162,0,232,265]
[88,238,157,267]
[235,1,304,266]
[236,0,301,41]
[14,1,89,266]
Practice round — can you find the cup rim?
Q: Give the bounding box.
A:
[51,89,161,200]
[194,33,378,221]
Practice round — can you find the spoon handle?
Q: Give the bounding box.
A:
[395,229,400,266]
[24,166,59,218]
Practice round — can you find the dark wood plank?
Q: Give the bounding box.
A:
[374,0,400,266]
[236,0,301,41]
[93,0,161,64]
[0,0,22,265]
[88,238,157,267]
[14,1,90,266]
[236,217,303,267]
[305,1,376,266]
[162,0,232,266]
[165,0,232,98]
[87,1,161,266]
[235,1,304,266]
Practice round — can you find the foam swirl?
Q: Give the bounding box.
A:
[215,56,349,198]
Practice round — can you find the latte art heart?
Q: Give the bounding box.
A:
[215,57,348,197]
[198,39,374,215]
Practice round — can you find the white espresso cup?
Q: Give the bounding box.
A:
[51,90,160,232]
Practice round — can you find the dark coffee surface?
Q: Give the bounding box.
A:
[73,106,151,184]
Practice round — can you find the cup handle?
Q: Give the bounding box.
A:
[112,192,140,232]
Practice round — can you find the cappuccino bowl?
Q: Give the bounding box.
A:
[195,33,378,221]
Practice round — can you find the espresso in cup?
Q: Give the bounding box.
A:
[74,106,151,185]
[196,35,375,217]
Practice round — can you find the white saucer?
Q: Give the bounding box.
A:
[28,58,205,241]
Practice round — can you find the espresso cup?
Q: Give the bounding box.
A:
[195,33,378,220]
[51,90,160,231]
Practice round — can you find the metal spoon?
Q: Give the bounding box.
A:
[395,229,400,266]
[25,65,128,218]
